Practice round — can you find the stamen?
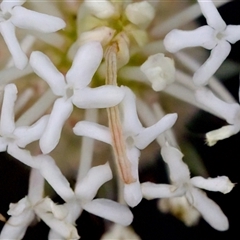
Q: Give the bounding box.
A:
[105,43,135,184]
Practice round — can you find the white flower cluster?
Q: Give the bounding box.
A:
[0,0,238,239]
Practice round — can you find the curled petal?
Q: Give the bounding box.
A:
[206,125,239,146]
[186,187,229,231]
[134,113,177,150]
[30,51,66,96]
[83,199,133,226]
[40,98,73,154]
[1,84,17,136]
[193,41,231,86]
[66,41,103,89]
[141,182,185,200]
[73,121,111,144]
[190,176,234,194]
[11,6,66,32]
[224,25,240,44]
[164,26,216,53]
[161,146,190,184]
[75,163,113,202]
[35,199,79,240]
[0,21,28,69]
[72,86,124,109]
[0,138,7,152]
[195,88,240,124]
[14,115,49,148]
[35,155,75,202]
[198,0,226,31]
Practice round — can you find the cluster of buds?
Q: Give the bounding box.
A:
[0,0,238,239]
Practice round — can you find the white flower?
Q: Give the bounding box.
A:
[45,160,133,239]
[164,0,240,85]
[141,145,234,231]
[29,41,125,154]
[195,88,240,146]
[0,0,66,69]
[140,53,175,91]
[73,86,177,207]
[0,84,49,167]
[0,169,79,240]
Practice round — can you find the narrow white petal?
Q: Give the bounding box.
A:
[0,0,25,13]
[141,182,185,200]
[83,199,133,226]
[66,41,103,89]
[224,25,240,44]
[75,163,112,202]
[190,176,234,194]
[161,146,190,184]
[186,187,229,231]
[195,88,240,124]
[164,26,216,53]
[198,0,226,31]
[193,41,231,85]
[124,181,142,207]
[7,143,37,168]
[72,86,124,109]
[73,121,111,144]
[11,6,66,33]
[120,86,143,135]
[134,113,177,150]
[35,155,75,201]
[40,98,73,154]
[1,84,17,136]
[30,51,66,96]
[14,115,49,148]
[0,21,28,69]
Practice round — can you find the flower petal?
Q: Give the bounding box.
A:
[35,155,75,202]
[7,143,37,168]
[193,41,231,85]
[14,115,49,148]
[186,187,229,231]
[0,0,25,13]
[72,86,124,109]
[224,25,240,44]
[0,84,17,136]
[11,6,66,33]
[190,176,234,194]
[134,113,177,150]
[198,0,226,31]
[164,26,216,53]
[124,181,142,207]
[73,121,111,144]
[161,146,190,184]
[195,88,240,124]
[141,182,185,200]
[40,98,73,154]
[66,41,103,89]
[0,21,28,69]
[119,87,143,135]
[83,199,133,226]
[75,162,112,202]
[30,51,66,96]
